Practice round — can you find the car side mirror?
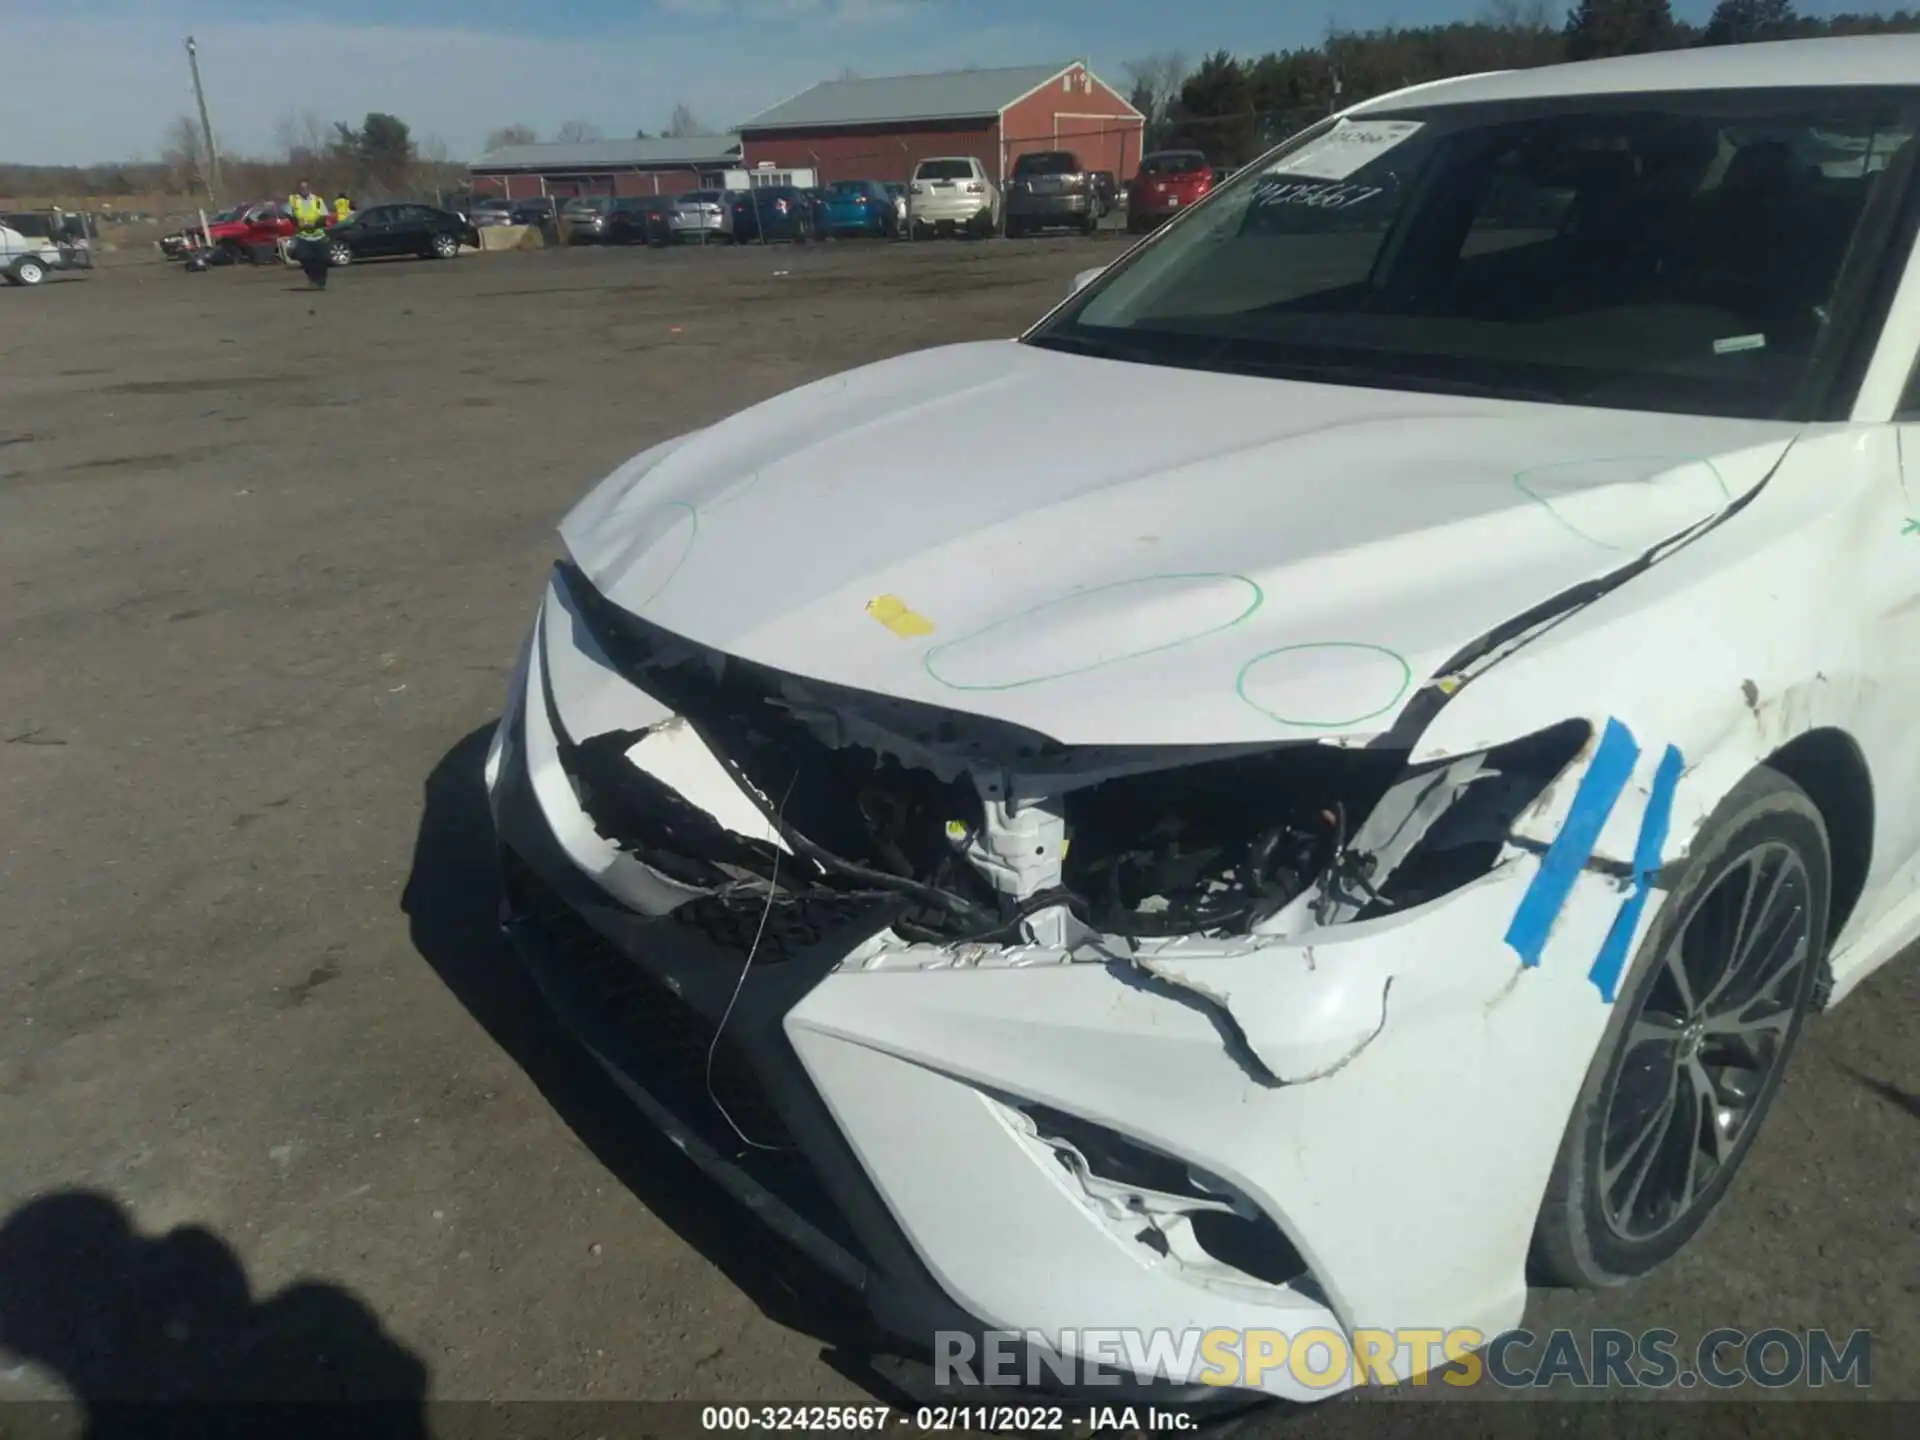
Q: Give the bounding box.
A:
[1071,265,1105,296]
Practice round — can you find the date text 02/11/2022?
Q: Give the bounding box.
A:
[699,1405,1196,1433]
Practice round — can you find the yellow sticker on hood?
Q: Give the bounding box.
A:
[866,594,936,639]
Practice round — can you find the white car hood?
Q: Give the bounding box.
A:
[560,341,1796,748]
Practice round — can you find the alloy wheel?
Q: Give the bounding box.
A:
[1596,841,1813,1242]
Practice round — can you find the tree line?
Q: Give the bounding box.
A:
[2,109,464,206]
[0,95,721,204]
[1126,0,1920,163]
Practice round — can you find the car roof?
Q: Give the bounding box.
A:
[1355,34,1920,113]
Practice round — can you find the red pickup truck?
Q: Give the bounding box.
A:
[166,200,334,263]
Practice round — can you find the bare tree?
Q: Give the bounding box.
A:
[274,111,333,164]
[556,119,602,143]
[484,123,539,151]
[159,114,209,196]
[1122,52,1189,145]
[663,103,704,139]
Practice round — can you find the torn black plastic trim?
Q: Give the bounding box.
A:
[1013,1100,1312,1287]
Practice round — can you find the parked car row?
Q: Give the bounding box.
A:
[138,145,1219,284]
[485,149,1187,251]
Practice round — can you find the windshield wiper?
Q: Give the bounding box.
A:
[1031,330,1569,404]
[1222,354,1567,404]
[1025,331,1177,366]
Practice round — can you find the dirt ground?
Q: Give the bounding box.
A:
[1,237,1915,1432]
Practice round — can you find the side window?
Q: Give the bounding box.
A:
[1464,163,1577,258]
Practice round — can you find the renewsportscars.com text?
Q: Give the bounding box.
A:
[934,1325,1872,1391]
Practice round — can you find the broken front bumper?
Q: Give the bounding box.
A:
[485,573,1630,1401]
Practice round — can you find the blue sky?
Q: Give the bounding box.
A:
[0,0,1881,165]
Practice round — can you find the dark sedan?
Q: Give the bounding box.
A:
[604,196,676,247]
[740,185,818,243]
[323,203,478,264]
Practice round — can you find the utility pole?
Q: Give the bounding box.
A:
[185,36,222,206]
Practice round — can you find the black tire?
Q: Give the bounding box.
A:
[1530,765,1830,1288]
[327,240,352,267]
[10,257,47,286]
[431,232,460,260]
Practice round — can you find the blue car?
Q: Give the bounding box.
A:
[819,179,897,238]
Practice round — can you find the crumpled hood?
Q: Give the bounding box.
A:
[560,341,1796,747]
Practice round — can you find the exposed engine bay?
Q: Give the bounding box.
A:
[555,562,1590,953]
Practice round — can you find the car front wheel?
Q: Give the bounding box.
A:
[431,232,460,259]
[327,241,353,267]
[8,257,48,286]
[1531,765,1829,1288]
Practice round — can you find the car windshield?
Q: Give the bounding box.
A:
[916,159,973,180]
[1015,152,1078,176]
[1140,152,1208,175]
[1030,91,1918,420]
[829,180,867,195]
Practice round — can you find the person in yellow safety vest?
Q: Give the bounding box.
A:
[334,194,353,223]
[287,180,332,290]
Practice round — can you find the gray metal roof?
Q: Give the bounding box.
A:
[740,63,1079,131]
[473,135,742,171]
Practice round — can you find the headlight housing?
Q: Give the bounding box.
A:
[1055,720,1592,938]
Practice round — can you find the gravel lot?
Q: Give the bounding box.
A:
[0,237,1915,1432]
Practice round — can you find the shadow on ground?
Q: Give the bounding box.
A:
[400,726,905,1402]
[0,1189,426,1438]
[1841,1065,1920,1121]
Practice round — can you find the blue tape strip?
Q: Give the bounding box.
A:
[1588,742,1685,1003]
[1504,717,1640,968]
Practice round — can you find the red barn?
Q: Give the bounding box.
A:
[739,61,1144,188]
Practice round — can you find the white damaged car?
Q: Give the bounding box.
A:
[487,37,1920,1403]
